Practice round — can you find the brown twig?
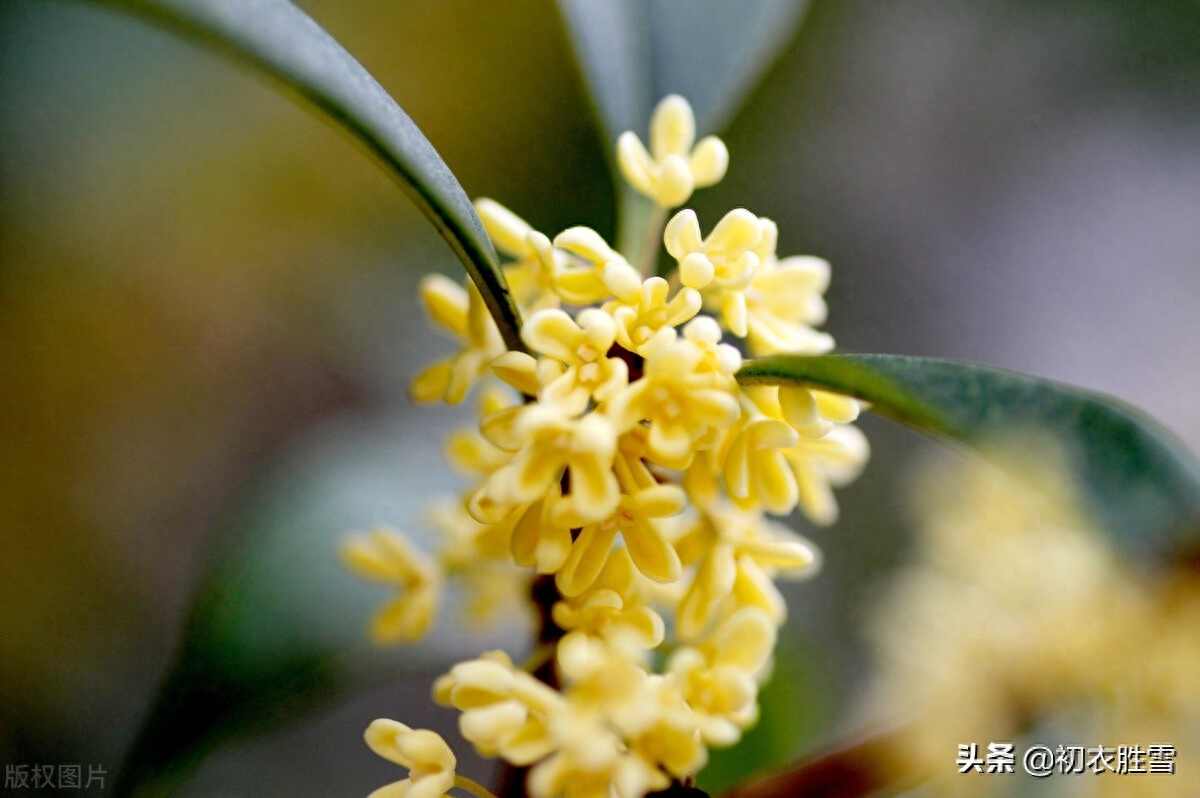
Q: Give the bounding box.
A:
[720,727,921,798]
[497,574,567,798]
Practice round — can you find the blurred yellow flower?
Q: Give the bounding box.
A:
[868,444,1200,796]
[341,528,442,645]
[410,275,505,405]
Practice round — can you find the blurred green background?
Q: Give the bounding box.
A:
[1,0,1199,795]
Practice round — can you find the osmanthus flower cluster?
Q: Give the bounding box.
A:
[344,95,869,798]
[867,445,1200,798]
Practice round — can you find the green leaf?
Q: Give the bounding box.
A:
[84,0,525,352]
[557,0,809,141]
[737,354,1200,554]
[556,0,811,255]
[112,414,517,796]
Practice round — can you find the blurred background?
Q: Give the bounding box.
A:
[1,0,1198,795]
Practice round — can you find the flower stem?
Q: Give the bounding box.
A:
[455,774,500,798]
[497,574,567,798]
[637,204,669,279]
[519,643,556,676]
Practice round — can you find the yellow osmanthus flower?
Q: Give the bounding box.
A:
[869,445,1200,796]
[552,547,666,651]
[479,404,619,524]
[531,637,706,798]
[553,586,665,651]
[497,307,629,415]
[364,720,457,798]
[506,491,574,575]
[445,387,520,477]
[606,328,740,469]
[720,388,869,523]
[475,198,561,313]
[410,275,505,405]
[623,680,707,788]
[350,94,870,798]
[720,414,801,516]
[666,208,763,292]
[528,706,664,798]
[742,235,835,356]
[456,416,575,573]
[665,208,765,336]
[429,500,530,630]
[436,650,564,765]
[678,316,743,384]
[552,226,643,305]
[618,94,729,208]
[554,480,685,596]
[605,276,702,356]
[668,608,777,746]
[673,502,818,639]
[341,527,442,644]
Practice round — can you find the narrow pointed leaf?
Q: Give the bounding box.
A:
[738,354,1200,553]
[85,0,524,351]
[557,0,810,141]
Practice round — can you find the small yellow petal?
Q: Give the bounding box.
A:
[650,94,696,159]
[631,484,687,517]
[624,517,682,584]
[711,609,777,673]
[780,386,831,436]
[732,556,787,624]
[554,226,622,266]
[409,360,452,404]
[492,351,540,396]
[419,274,468,337]
[678,543,737,640]
[509,502,542,569]
[370,586,438,643]
[567,455,620,523]
[664,209,703,259]
[753,448,800,515]
[814,390,860,424]
[707,208,761,253]
[475,198,533,257]
[721,290,749,337]
[394,728,457,772]
[365,719,415,767]
[617,131,656,197]
[557,523,619,597]
[690,136,729,187]
[603,259,643,302]
[523,308,580,362]
[679,252,715,290]
[656,155,695,207]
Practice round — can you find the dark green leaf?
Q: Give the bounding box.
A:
[85,0,525,352]
[556,0,811,255]
[737,354,1200,553]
